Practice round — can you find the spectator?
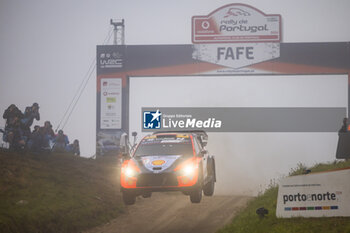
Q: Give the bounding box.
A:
[66,139,80,156]
[3,104,23,130]
[52,130,69,152]
[339,117,349,134]
[5,116,26,151]
[27,125,44,152]
[2,105,26,150]
[41,121,55,149]
[21,103,40,137]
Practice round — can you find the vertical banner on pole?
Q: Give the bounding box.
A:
[96,45,125,156]
[100,78,122,129]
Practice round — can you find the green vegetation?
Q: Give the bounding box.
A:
[218,160,350,233]
[0,150,123,233]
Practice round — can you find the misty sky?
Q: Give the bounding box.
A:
[1,0,350,194]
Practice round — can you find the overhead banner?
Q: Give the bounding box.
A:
[192,3,281,43]
[193,43,280,69]
[276,168,350,218]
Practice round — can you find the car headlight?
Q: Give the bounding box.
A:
[182,164,196,177]
[125,167,137,177]
[174,157,200,177]
[122,160,140,178]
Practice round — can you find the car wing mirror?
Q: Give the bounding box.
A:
[199,149,207,157]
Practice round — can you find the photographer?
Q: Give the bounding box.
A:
[2,104,24,147]
[3,104,23,130]
[21,103,40,136]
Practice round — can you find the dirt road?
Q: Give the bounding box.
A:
[85,193,251,233]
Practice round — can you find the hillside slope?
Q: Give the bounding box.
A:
[0,150,123,233]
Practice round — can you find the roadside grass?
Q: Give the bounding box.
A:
[218,160,350,233]
[0,150,123,233]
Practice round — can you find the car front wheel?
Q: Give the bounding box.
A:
[203,159,215,196]
[203,177,215,196]
[190,188,202,203]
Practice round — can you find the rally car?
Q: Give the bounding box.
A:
[120,131,216,205]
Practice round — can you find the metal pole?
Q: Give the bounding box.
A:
[121,19,125,45]
[110,19,125,45]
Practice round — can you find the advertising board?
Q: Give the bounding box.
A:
[100,78,122,129]
[192,3,281,43]
[276,168,350,217]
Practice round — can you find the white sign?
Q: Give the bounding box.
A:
[276,168,350,218]
[193,43,279,69]
[192,3,281,43]
[100,78,122,129]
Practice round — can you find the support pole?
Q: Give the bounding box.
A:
[110,19,125,45]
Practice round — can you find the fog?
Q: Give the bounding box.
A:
[129,75,347,195]
[1,0,350,195]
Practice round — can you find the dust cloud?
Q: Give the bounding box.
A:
[129,75,347,196]
[207,133,338,196]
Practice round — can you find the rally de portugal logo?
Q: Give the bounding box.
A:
[143,110,162,129]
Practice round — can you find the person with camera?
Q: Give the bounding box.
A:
[2,104,23,129]
[21,103,40,137]
[2,104,24,147]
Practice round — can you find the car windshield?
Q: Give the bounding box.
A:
[133,136,193,157]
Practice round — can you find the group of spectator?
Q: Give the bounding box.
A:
[1,103,80,156]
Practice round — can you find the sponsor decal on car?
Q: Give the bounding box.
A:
[141,155,181,173]
[152,160,166,166]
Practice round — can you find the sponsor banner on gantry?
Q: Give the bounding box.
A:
[192,43,280,69]
[276,168,350,218]
[192,3,281,43]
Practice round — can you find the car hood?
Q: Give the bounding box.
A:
[133,155,185,174]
